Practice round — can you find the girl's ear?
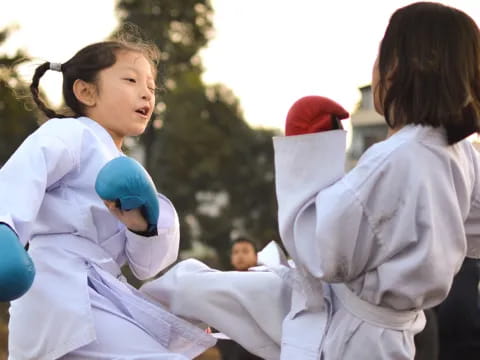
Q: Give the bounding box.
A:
[73,79,97,107]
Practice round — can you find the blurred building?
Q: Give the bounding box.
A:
[348,85,387,168]
[348,84,480,167]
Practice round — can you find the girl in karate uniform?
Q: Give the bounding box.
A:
[142,2,480,360]
[274,2,480,359]
[0,40,214,360]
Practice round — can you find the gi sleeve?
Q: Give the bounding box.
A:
[274,131,380,282]
[464,145,480,259]
[465,195,480,259]
[125,194,180,280]
[0,132,78,245]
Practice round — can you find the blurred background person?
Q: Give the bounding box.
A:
[214,237,263,360]
[230,237,259,272]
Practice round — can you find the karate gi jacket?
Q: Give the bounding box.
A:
[0,117,214,360]
[273,125,480,359]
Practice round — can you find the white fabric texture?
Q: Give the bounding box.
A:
[141,259,291,360]
[274,125,480,359]
[61,283,190,360]
[143,125,480,360]
[1,117,214,360]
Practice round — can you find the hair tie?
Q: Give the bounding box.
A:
[49,62,62,72]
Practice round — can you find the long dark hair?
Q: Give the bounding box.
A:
[30,40,160,119]
[377,2,480,144]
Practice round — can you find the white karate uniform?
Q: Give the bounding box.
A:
[144,124,480,360]
[0,117,215,360]
[273,125,480,359]
[141,258,292,360]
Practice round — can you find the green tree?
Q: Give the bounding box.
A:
[116,0,213,171]
[116,0,281,268]
[0,28,39,165]
[0,27,40,357]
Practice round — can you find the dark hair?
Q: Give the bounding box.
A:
[231,236,258,254]
[377,2,480,144]
[30,40,160,119]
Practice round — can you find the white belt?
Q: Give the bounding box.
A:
[331,283,423,330]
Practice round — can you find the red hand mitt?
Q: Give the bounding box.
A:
[285,96,349,136]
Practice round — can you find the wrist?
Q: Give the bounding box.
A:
[126,218,148,233]
[129,224,158,237]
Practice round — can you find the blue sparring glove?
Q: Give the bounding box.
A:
[95,156,159,234]
[0,224,35,301]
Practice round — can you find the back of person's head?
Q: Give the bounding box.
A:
[230,236,258,271]
[375,2,480,144]
[30,37,160,120]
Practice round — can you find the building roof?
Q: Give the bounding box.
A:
[351,109,385,127]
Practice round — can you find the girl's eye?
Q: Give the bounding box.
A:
[124,78,136,83]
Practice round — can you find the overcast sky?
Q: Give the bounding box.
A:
[1,0,479,130]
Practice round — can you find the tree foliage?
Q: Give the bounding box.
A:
[0,27,41,356]
[116,0,280,268]
[0,28,39,166]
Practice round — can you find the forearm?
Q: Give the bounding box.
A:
[274,130,347,261]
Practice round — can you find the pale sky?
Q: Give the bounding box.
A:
[1,0,479,130]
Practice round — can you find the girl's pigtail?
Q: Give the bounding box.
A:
[30,62,66,119]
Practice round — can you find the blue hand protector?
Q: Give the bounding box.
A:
[95,156,159,229]
[0,224,35,301]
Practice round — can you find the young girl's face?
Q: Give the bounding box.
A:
[88,50,156,148]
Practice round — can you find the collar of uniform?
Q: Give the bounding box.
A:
[390,124,446,146]
[76,117,122,155]
[388,124,419,141]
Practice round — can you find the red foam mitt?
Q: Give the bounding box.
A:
[285,96,349,136]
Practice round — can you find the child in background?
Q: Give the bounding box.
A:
[215,237,263,360]
[230,237,259,272]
